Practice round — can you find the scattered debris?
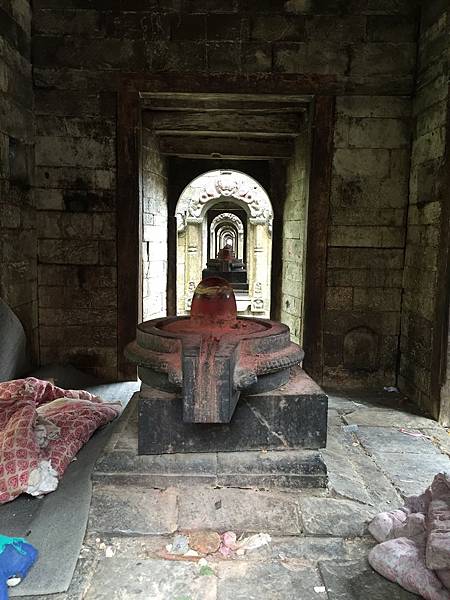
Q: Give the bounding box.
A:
[189,530,221,554]
[398,428,430,439]
[219,531,237,557]
[105,546,115,558]
[171,535,190,555]
[163,530,272,560]
[342,424,359,433]
[314,586,326,593]
[235,533,271,555]
[214,500,222,510]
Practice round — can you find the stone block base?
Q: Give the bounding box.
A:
[94,448,327,489]
[138,367,328,455]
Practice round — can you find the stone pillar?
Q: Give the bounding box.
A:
[184,222,203,313]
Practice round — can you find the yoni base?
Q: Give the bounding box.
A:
[138,367,328,455]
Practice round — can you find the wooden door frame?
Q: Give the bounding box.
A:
[117,74,335,380]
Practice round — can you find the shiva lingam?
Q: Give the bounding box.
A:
[125,277,327,467]
[126,277,303,424]
[202,244,249,293]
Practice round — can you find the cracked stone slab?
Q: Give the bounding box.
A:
[177,487,303,535]
[138,369,328,454]
[319,559,418,599]
[322,428,401,510]
[355,426,440,454]
[95,450,217,476]
[298,498,377,537]
[89,485,178,535]
[322,429,374,506]
[428,428,450,457]
[217,561,326,600]
[343,408,440,430]
[216,449,327,489]
[368,451,450,497]
[102,395,138,454]
[84,533,173,560]
[328,408,344,427]
[245,536,345,562]
[85,558,217,600]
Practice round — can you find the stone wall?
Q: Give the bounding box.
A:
[281,129,310,346]
[35,70,117,379]
[0,0,37,360]
[324,95,412,388]
[141,126,168,321]
[31,0,419,381]
[399,2,450,419]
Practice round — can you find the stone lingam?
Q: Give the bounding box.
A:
[202,244,249,293]
[125,277,328,469]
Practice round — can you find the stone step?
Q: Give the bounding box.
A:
[93,449,327,489]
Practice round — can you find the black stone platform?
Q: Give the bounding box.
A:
[138,367,328,455]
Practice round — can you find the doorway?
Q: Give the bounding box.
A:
[117,79,334,381]
[175,169,273,318]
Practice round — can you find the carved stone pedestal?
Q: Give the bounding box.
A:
[137,368,328,487]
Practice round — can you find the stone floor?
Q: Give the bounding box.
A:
[23,388,450,599]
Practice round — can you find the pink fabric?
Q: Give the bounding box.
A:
[0,378,120,504]
[368,473,450,600]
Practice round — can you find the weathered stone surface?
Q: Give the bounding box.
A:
[94,450,218,487]
[322,427,402,509]
[355,425,441,454]
[368,451,450,497]
[138,370,328,455]
[299,497,377,537]
[319,559,418,599]
[177,487,302,535]
[343,407,440,429]
[216,561,325,600]
[85,558,217,600]
[217,449,327,489]
[88,485,178,535]
[0,0,37,361]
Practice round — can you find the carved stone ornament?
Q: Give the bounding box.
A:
[210,212,244,234]
[176,170,273,233]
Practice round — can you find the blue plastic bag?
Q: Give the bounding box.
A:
[0,535,38,600]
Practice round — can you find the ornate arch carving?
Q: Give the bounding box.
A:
[210,213,244,260]
[210,212,244,233]
[176,170,273,233]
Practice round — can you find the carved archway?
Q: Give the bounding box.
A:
[176,170,273,317]
[209,212,245,260]
[176,170,273,234]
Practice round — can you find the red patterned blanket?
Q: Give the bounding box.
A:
[0,378,120,504]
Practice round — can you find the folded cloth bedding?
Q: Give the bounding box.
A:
[0,377,120,504]
[368,473,450,600]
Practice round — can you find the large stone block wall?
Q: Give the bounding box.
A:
[281,131,310,346]
[0,0,37,361]
[31,0,419,381]
[399,2,449,418]
[141,126,168,321]
[324,95,412,387]
[34,84,117,379]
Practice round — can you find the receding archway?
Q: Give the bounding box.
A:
[175,169,273,317]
